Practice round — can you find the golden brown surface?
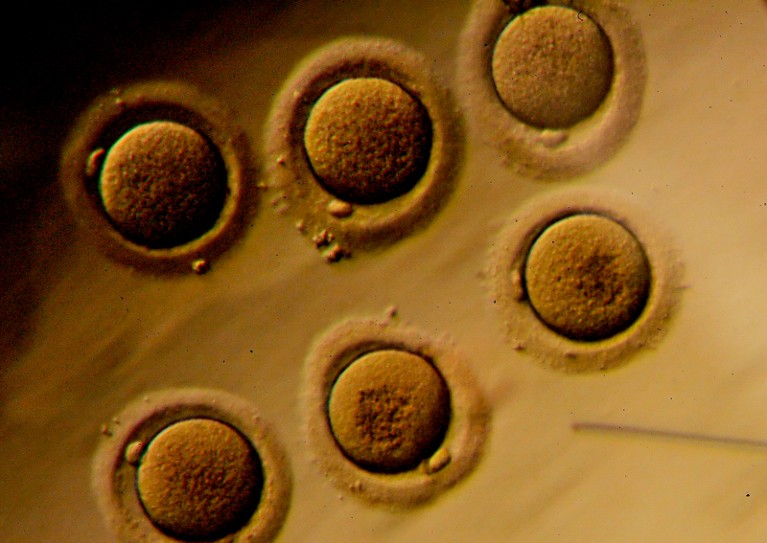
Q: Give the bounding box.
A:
[99,121,226,248]
[266,39,462,255]
[3,2,767,542]
[524,214,650,341]
[491,5,613,128]
[327,349,450,473]
[136,418,262,541]
[304,77,431,205]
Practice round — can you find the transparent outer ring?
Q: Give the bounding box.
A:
[91,388,292,543]
[458,0,647,178]
[302,318,490,506]
[489,189,684,372]
[264,37,463,259]
[60,80,258,274]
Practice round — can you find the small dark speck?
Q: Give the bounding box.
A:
[746,493,750,497]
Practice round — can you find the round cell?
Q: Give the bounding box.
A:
[328,349,451,473]
[136,418,263,541]
[99,120,227,248]
[304,77,432,205]
[524,214,651,341]
[491,5,614,128]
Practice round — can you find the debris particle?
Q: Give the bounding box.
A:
[124,440,145,465]
[85,148,106,178]
[313,229,334,248]
[327,199,354,218]
[192,258,210,275]
[322,244,348,263]
[424,448,451,474]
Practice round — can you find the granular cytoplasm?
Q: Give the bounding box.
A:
[60,81,256,273]
[264,37,462,256]
[304,319,489,505]
[136,418,263,541]
[304,78,431,205]
[92,389,291,543]
[327,349,450,473]
[491,6,613,129]
[459,0,646,177]
[524,214,650,341]
[491,191,682,371]
[99,121,227,248]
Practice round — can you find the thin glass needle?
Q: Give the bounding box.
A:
[572,422,767,450]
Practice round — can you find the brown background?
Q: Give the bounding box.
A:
[2,1,767,541]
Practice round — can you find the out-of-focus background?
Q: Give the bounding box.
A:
[2,1,767,541]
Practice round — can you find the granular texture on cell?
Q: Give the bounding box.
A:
[136,418,263,541]
[99,121,227,248]
[304,78,432,205]
[491,6,614,128]
[524,214,651,341]
[327,350,450,473]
